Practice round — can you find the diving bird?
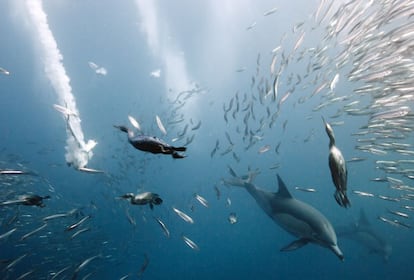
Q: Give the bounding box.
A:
[322,117,350,208]
[114,125,186,158]
[337,209,392,262]
[225,173,344,260]
[119,192,163,210]
[0,194,50,208]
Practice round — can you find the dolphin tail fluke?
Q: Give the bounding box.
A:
[280,238,309,251]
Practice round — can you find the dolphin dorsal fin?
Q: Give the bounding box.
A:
[359,208,370,226]
[276,175,293,199]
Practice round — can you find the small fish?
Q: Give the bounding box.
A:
[387,209,410,219]
[78,167,104,173]
[0,228,17,240]
[329,73,340,91]
[43,213,69,221]
[194,194,209,208]
[154,217,170,238]
[50,265,71,280]
[156,115,167,135]
[125,208,136,227]
[0,67,10,75]
[73,254,101,278]
[137,253,149,278]
[294,186,317,193]
[172,207,194,224]
[378,195,400,202]
[258,145,271,154]
[378,216,411,229]
[246,22,256,31]
[5,253,28,271]
[371,106,410,121]
[70,227,90,240]
[214,185,221,200]
[15,269,35,280]
[352,190,375,197]
[228,213,238,224]
[263,7,278,16]
[347,157,366,163]
[20,223,47,241]
[181,234,199,251]
[191,120,202,131]
[0,170,27,175]
[65,215,91,231]
[128,115,141,131]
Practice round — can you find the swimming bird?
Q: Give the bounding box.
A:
[114,125,186,158]
[322,117,350,208]
[119,192,163,210]
[225,172,344,260]
[0,194,50,208]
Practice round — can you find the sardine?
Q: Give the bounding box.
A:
[154,217,170,238]
[20,223,47,241]
[156,115,167,135]
[65,215,91,231]
[172,207,194,224]
[181,234,199,251]
[194,194,209,208]
[128,115,141,131]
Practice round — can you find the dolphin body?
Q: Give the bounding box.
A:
[226,173,344,260]
[337,209,392,262]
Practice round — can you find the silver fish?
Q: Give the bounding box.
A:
[194,194,209,208]
[156,115,167,135]
[154,217,170,238]
[172,207,194,224]
[20,223,47,241]
[181,234,199,251]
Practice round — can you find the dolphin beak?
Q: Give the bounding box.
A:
[330,244,344,261]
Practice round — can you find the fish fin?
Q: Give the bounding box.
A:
[280,238,309,251]
[149,203,154,210]
[276,174,293,199]
[358,208,370,226]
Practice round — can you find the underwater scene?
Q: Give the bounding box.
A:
[1,0,414,279]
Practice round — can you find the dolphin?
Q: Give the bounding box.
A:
[225,173,344,260]
[337,209,392,262]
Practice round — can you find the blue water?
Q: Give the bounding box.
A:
[1,0,413,279]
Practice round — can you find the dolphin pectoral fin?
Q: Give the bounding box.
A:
[280,238,309,252]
